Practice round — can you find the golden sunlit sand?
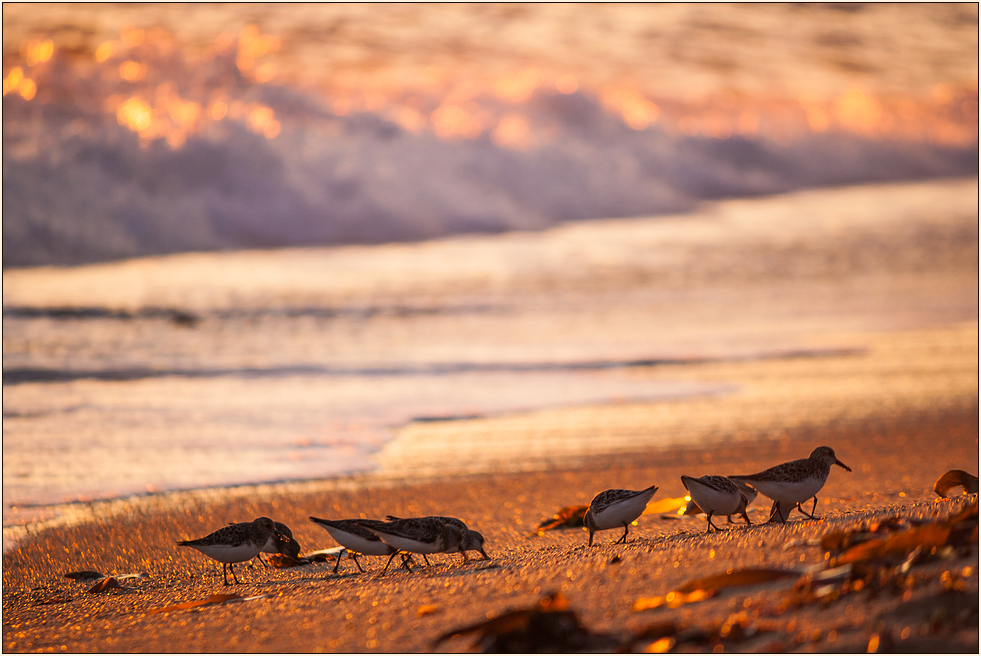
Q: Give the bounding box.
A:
[2,404,977,652]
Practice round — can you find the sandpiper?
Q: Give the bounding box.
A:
[583,484,659,546]
[310,517,412,573]
[177,517,276,585]
[730,446,851,523]
[253,521,300,566]
[386,515,489,563]
[681,475,752,532]
[363,517,463,572]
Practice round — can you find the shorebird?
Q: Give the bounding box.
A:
[310,517,413,573]
[583,484,659,546]
[362,517,464,572]
[681,475,752,532]
[729,446,851,523]
[244,521,300,567]
[386,515,489,563]
[177,517,276,585]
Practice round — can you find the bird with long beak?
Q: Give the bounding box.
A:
[729,446,851,523]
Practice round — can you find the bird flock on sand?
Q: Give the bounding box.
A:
[177,446,850,585]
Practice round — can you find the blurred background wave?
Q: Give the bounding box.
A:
[3,3,977,267]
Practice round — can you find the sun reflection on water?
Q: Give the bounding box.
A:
[3,11,976,153]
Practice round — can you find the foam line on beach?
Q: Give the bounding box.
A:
[1,346,863,385]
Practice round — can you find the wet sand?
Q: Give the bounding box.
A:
[2,398,977,653]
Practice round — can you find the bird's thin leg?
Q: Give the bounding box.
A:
[739,509,752,526]
[351,552,365,573]
[706,513,719,533]
[256,553,269,569]
[795,497,819,519]
[422,554,431,567]
[767,501,788,524]
[615,524,629,545]
[382,552,401,574]
[226,562,241,585]
[399,553,414,571]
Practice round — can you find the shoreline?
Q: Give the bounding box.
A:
[3,403,977,653]
[3,178,977,542]
[4,319,977,552]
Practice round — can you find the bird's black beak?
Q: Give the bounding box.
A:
[835,459,852,472]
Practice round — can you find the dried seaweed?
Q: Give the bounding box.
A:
[269,546,345,568]
[68,571,143,593]
[833,523,951,565]
[87,577,128,593]
[933,469,979,498]
[763,502,980,618]
[267,553,304,568]
[633,568,799,613]
[829,501,978,566]
[433,591,616,652]
[438,590,780,653]
[530,505,588,536]
[627,611,774,652]
[148,593,244,614]
[64,570,104,581]
[643,496,691,516]
[633,589,716,611]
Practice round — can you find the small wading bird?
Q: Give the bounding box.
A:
[361,517,464,572]
[309,517,414,573]
[177,517,277,585]
[242,520,300,567]
[385,515,489,563]
[584,484,659,546]
[729,446,852,523]
[680,475,752,532]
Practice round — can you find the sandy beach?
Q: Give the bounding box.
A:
[3,176,980,653]
[2,400,978,653]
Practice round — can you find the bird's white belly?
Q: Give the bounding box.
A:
[687,482,741,516]
[592,492,655,529]
[370,532,443,554]
[324,527,392,556]
[188,542,260,564]
[750,476,825,505]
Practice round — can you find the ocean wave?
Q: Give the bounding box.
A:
[3,41,977,267]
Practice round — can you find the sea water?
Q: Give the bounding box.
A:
[2,4,976,266]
